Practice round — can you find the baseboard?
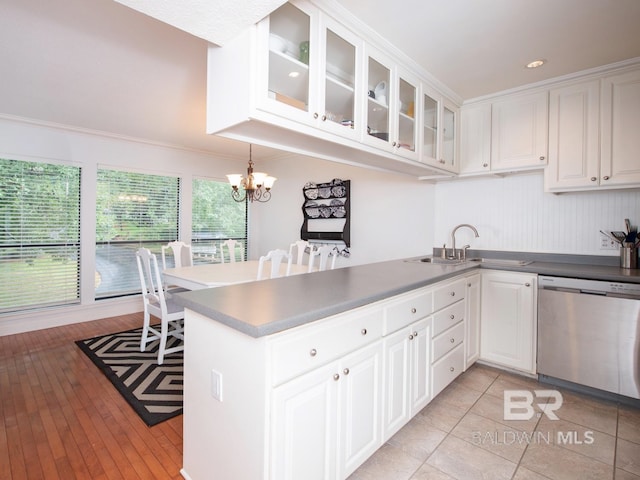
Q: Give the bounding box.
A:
[0,297,143,336]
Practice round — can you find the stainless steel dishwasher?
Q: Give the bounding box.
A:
[537,275,640,400]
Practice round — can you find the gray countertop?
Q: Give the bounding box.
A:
[174,251,640,338]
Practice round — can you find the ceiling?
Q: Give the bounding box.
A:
[1,0,639,159]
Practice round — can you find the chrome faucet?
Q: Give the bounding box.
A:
[450,224,479,259]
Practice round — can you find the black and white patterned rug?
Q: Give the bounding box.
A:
[76,326,183,426]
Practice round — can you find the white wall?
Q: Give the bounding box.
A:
[250,154,436,268]
[434,171,640,256]
[0,116,437,334]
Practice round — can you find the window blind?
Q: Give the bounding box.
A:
[0,159,81,313]
[191,178,247,264]
[95,168,179,298]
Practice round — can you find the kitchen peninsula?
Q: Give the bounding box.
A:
[174,255,640,480]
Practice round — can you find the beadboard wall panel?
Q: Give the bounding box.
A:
[434,172,640,256]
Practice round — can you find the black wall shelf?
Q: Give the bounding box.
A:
[300,179,350,247]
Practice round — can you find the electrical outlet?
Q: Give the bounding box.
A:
[600,232,618,250]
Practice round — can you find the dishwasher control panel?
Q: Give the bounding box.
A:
[539,275,640,298]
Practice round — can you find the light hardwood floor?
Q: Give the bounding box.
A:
[0,313,183,480]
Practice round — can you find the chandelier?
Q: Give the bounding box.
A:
[226,144,276,203]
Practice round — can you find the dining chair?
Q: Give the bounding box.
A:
[161,241,193,270]
[221,239,244,263]
[257,249,292,280]
[136,247,185,365]
[288,240,312,266]
[308,244,338,271]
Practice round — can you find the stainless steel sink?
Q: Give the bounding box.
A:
[405,257,466,265]
[468,258,533,266]
[405,257,532,266]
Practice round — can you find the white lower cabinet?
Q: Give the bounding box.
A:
[480,270,537,374]
[382,318,431,440]
[271,340,383,480]
[464,273,481,368]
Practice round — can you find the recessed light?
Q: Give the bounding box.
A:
[526,59,546,69]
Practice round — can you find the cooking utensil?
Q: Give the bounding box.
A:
[612,231,627,243]
[601,230,620,244]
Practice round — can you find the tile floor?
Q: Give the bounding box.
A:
[348,364,640,480]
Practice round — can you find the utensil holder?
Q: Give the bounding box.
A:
[620,246,638,269]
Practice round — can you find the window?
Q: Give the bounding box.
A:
[0,158,81,313]
[95,168,179,299]
[191,178,247,264]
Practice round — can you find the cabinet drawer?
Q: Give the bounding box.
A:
[432,343,464,397]
[432,300,465,337]
[432,321,464,362]
[383,288,433,335]
[433,278,466,312]
[269,306,383,386]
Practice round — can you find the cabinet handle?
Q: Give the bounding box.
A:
[313,112,319,119]
[413,331,418,337]
[343,368,350,375]
[450,338,455,343]
[439,159,445,164]
[310,348,317,357]
[603,176,610,180]
[392,141,397,147]
[409,334,414,340]
[468,283,472,287]
[450,314,455,320]
[333,373,340,381]
[321,115,327,121]
[450,292,456,296]
[361,328,367,336]
[591,177,597,182]
[449,367,455,372]
[539,156,545,161]
[525,283,531,287]
[482,163,488,168]
[411,307,417,314]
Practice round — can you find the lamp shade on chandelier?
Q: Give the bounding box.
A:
[226,144,276,203]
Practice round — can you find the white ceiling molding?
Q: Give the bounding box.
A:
[113,0,286,45]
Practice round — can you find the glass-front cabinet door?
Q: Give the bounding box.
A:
[441,101,457,170]
[265,2,314,122]
[318,16,361,140]
[394,72,418,160]
[364,52,392,151]
[422,90,439,164]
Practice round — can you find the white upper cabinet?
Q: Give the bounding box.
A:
[600,68,640,188]
[420,86,459,173]
[459,91,548,175]
[491,91,548,171]
[206,0,460,178]
[545,79,601,191]
[545,66,640,192]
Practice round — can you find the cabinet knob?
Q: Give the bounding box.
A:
[539,156,545,161]
[313,112,319,119]
[591,177,597,182]
[449,367,455,372]
[411,307,417,314]
[392,141,397,147]
[409,334,414,340]
[333,373,340,381]
[310,348,317,357]
[450,338,455,343]
[483,163,488,168]
[450,291,456,296]
[450,314,455,320]
[467,283,472,287]
[343,368,350,375]
[603,176,610,180]
[361,328,367,336]
[439,159,445,164]
[525,283,531,287]
[321,115,327,122]
[413,331,418,337]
